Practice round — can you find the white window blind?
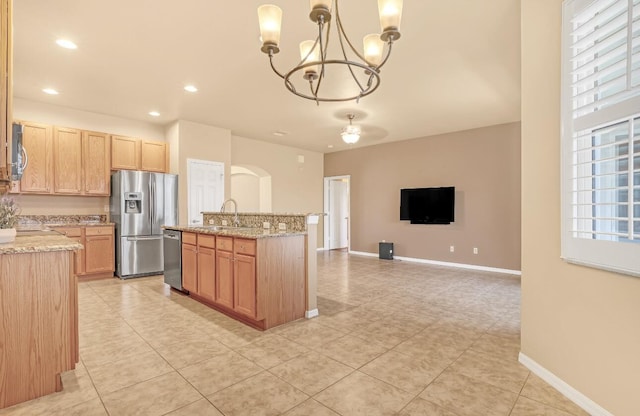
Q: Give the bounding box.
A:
[562,0,640,277]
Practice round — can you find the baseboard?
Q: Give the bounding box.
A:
[305,309,319,319]
[316,247,326,251]
[518,352,613,416]
[348,250,521,276]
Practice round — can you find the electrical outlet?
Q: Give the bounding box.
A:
[278,223,287,231]
[222,220,228,226]
[208,219,214,225]
[450,245,455,253]
[104,205,110,212]
[473,247,478,254]
[263,222,270,229]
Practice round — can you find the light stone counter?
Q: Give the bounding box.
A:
[164,225,306,239]
[0,234,83,254]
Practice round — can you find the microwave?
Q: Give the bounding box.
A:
[10,122,25,181]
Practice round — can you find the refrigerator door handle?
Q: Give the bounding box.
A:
[127,235,163,241]
[149,179,154,229]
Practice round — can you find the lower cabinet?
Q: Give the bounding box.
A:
[178,231,305,330]
[54,225,114,278]
[181,233,198,293]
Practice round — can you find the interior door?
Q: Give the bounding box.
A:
[187,159,224,226]
[328,178,349,250]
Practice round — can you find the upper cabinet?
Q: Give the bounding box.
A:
[82,131,110,195]
[15,121,110,196]
[111,135,139,170]
[0,0,12,192]
[112,136,168,173]
[19,121,53,194]
[53,127,82,194]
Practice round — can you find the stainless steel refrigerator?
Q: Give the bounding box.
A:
[110,170,178,279]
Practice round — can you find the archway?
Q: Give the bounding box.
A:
[230,165,272,213]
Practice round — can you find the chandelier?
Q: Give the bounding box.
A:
[257,0,403,103]
[341,114,360,144]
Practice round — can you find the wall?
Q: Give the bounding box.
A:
[12,98,165,215]
[231,135,324,247]
[173,120,231,225]
[230,173,260,212]
[324,122,521,271]
[521,1,640,415]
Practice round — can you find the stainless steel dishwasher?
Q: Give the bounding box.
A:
[163,229,185,292]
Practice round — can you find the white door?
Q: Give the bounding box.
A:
[187,159,224,226]
[324,176,350,250]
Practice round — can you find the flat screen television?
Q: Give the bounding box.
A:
[400,187,455,224]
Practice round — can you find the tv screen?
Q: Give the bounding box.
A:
[400,187,455,224]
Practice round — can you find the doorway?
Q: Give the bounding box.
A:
[324,175,350,251]
[187,159,224,226]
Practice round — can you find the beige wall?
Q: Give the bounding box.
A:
[521,2,640,415]
[231,174,260,212]
[231,135,324,246]
[11,98,164,215]
[172,120,231,225]
[325,122,521,271]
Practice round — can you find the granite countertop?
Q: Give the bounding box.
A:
[164,225,306,239]
[0,234,84,255]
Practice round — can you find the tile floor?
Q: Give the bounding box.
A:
[0,251,589,416]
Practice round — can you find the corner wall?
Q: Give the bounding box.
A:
[324,122,521,271]
[521,1,640,415]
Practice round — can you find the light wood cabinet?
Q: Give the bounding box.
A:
[181,232,198,293]
[53,127,82,194]
[215,236,235,309]
[197,234,216,302]
[84,227,114,274]
[55,225,114,278]
[112,136,168,173]
[111,135,139,170]
[181,231,305,330]
[20,121,53,194]
[82,131,110,195]
[234,252,257,318]
[14,122,111,196]
[141,140,168,173]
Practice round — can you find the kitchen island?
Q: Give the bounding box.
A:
[165,225,307,330]
[0,234,82,409]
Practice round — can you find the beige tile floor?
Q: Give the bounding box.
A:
[0,251,590,416]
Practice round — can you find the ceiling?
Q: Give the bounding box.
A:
[12,0,521,154]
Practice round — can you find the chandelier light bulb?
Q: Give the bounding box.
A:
[257,4,283,53]
[363,34,385,67]
[299,40,320,79]
[341,114,361,144]
[378,0,403,41]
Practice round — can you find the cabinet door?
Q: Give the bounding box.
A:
[85,235,114,273]
[215,250,234,309]
[19,122,52,194]
[140,140,167,173]
[53,127,83,194]
[182,243,198,293]
[234,254,256,318]
[82,131,110,195]
[56,227,85,275]
[111,135,140,170]
[197,246,216,302]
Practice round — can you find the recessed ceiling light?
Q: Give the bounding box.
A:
[56,39,77,49]
[328,144,334,148]
[273,131,288,136]
[184,85,198,93]
[42,88,59,95]
[148,111,160,117]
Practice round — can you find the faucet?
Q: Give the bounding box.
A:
[220,198,240,227]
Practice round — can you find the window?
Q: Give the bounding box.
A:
[562,0,640,276]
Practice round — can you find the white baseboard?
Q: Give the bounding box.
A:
[305,309,319,319]
[518,352,613,416]
[348,250,521,276]
[316,247,326,251]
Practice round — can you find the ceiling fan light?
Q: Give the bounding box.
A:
[258,4,282,53]
[341,124,361,144]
